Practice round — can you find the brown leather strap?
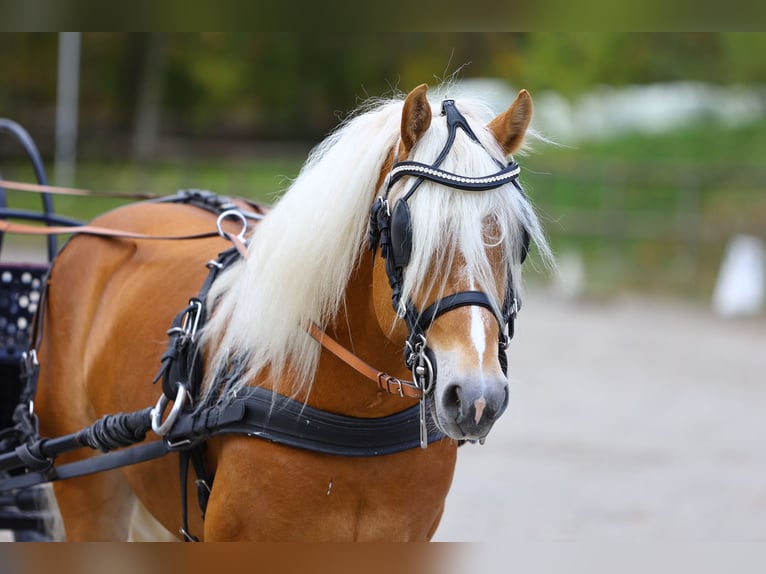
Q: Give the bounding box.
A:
[226,231,250,258]
[0,219,222,241]
[307,323,421,399]
[0,178,161,200]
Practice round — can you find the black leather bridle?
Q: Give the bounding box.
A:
[368,99,531,427]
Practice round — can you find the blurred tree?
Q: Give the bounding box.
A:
[0,34,58,133]
[2,32,765,157]
[132,33,165,161]
[719,33,766,83]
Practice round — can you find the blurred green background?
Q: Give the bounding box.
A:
[1,32,765,303]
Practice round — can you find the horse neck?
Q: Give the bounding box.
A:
[299,254,418,417]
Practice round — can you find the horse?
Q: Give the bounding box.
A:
[32,82,551,541]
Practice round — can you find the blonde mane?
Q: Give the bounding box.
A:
[201,90,551,401]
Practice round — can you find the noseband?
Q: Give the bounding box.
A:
[369,99,530,431]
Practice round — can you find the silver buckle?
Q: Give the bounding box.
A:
[392,377,404,398]
[509,296,519,319]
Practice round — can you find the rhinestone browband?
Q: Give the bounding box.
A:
[387,160,520,192]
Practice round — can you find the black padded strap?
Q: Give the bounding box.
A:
[417,290,499,333]
[165,386,445,457]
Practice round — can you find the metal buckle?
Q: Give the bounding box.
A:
[404,334,424,369]
[498,332,510,351]
[390,377,405,398]
[166,437,193,449]
[20,350,40,415]
[376,195,390,217]
[178,527,198,542]
[508,296,519,319]
[378,373,406,398]
[195,479,212,494]
[396,299,409,320]
[21,349,38,369]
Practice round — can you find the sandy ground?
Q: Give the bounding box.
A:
[433,290,766,541]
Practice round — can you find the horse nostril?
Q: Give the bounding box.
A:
[444,382,464,419]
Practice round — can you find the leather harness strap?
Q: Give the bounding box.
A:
[0,219,222,241]
[307,324,422,399]
[0,178,162,199]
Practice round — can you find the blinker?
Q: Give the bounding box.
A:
[389,199,413,267]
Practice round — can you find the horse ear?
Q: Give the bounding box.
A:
[399,84,432,158]
[488,89,533,156]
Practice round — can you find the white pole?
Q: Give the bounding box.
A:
[54,32,81,186]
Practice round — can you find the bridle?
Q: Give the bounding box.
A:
[368,99,531,440]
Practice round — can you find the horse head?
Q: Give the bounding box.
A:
[370,84,539,442]
[200,82,548,446]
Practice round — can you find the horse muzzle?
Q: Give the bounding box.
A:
[433,375,509,441]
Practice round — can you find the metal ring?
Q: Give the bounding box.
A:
[412,349,435,395]
[420,353,435,395]
[150,385,188,436]
[216,209,248,243]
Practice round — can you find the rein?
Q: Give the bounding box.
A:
[0,219,222,242]
[0,188,264,244]
[0,178,164,200]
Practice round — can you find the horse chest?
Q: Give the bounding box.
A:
[201,437,456,541]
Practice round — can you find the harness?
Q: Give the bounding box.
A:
[0,99,534,540]
[368,99,530,445]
